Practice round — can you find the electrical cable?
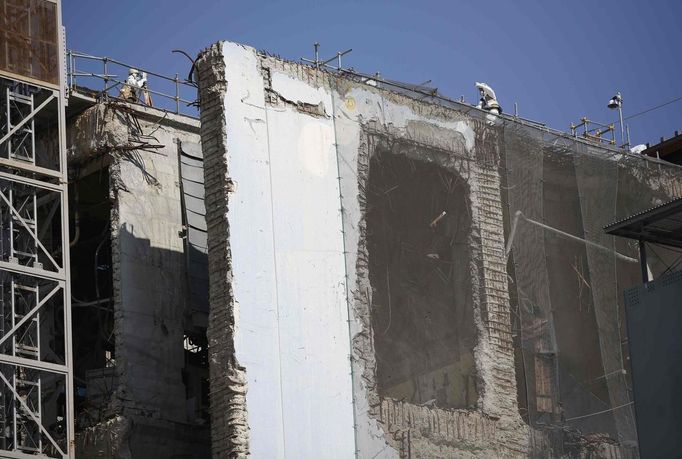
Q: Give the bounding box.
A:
[616,96,682,124]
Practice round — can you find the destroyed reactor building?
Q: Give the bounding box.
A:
[193,42,681,458]
[1,2,682,457]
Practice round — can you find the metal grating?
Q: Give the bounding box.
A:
[604,197,682,248]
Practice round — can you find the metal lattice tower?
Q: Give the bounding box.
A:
[0,0,74,457]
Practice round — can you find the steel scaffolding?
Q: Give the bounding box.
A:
[0,0,74,457]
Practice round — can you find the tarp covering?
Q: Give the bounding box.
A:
[501,120,682,456]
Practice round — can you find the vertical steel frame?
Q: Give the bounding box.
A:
[0,0,74,457]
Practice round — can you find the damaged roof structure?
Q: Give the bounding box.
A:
[1,2,682,457]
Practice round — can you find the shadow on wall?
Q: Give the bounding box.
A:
[73,225,210,459]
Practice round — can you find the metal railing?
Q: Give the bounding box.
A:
[66,50,197,117]
[570,117,617,146]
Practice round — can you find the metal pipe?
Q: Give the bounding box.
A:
[69,187,80,247]
[70,51,182,83]
[639,239,648,283]
[94,234,109,300]
[618,104,625,147]
[505,210,638,264]
[103,57,109,92]
[175,73,180,114]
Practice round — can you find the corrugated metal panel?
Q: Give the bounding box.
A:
[179,161,204,183]
[180,139,203,160]
[181,179,205,200]
[178,140,209,314]
[184,195,206,222]
[188,226,207,250]
[186,209,207,232]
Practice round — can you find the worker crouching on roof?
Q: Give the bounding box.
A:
[120,68,153,106]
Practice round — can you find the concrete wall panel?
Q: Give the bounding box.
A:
[221,42,286,457]
[266,104,355,456]
[221,42,355,457]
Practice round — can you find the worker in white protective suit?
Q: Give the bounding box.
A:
[475,82,501,115]
[120,68,152,106]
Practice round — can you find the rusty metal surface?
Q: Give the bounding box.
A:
[0,0,59,86]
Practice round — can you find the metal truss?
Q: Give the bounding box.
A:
[0,2,74,458]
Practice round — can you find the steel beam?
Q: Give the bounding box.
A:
[0,189,62,271]
[0,158,62,178]
[0,94,55,147]
[0,2,74,456]
[0,354,68,375]
[0,260,65,282]
[0,284,61,348]
[0,447,65,459]
[0,171,62,192]
[0,372,66,457]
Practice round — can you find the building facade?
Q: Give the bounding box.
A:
[195,41,682,458]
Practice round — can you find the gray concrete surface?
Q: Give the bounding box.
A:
[67,100,210,459]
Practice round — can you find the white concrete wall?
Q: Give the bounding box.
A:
[221,42,355,458]
[218,42,488,459]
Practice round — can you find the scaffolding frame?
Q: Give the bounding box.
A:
[0,0,73,457]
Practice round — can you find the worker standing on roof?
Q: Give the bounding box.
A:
[475,82,501,115]
[120,68,152,106]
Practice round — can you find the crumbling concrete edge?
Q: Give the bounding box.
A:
[75,416,133,459]
[196,42,250,458]
[346,109,529,456]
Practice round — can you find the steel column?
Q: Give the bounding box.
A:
[0,0,73,457]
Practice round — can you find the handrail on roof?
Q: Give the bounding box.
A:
[66,50,198,117]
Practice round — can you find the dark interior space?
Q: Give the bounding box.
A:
[182,332,210,424]
[68,168,114,429]
[367,145,477,410]
[541,153,614,435]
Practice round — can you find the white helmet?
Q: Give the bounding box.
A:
[129,68,139,76]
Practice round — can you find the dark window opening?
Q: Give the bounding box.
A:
[367,147,478,410]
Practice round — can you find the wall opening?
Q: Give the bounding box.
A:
[366,146,478,410]
[182,332,209,424]
[69,168,114,429]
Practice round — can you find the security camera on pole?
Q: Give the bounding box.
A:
[608,91,628,148]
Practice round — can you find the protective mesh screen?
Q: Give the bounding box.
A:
[502,122,681,456]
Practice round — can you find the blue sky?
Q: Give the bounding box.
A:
[63,0,681,147]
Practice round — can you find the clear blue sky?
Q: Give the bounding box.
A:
[64,0,681,147]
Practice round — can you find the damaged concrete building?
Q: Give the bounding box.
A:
[191,41,681,458]
[1,2,681,455]
[65,97,210,457]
